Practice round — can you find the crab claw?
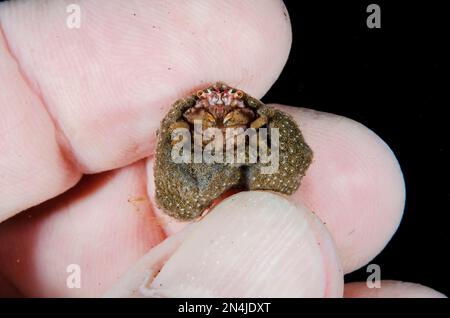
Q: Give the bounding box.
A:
[223,108,255,127]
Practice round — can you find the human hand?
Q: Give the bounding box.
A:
[0,0,445,298]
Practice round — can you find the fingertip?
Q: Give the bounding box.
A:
[274,105,406,273]
[109,191,343,297]
[344,281,447,298]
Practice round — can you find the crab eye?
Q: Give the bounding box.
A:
[236,90,244,99]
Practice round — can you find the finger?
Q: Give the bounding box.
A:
[145,105,405,274]
[283,107,405,274]
[0,161,164,297]
[106,191,344,298]
[344,281,447,298]
[0,32,82,223]
[0,0,292,221]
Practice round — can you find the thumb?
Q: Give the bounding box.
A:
[105,191,344,297]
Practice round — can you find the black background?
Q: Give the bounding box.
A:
[263,1,448,296]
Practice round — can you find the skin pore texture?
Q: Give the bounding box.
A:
[0,0,446,297]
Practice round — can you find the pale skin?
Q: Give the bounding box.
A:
[0,0,446,297]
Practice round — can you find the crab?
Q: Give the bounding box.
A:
[154,82,313,221]
[168,83,268,142]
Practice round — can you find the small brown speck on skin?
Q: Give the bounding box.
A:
[281,2,289,21]
[127,196,148,212]
[127,196,147,203]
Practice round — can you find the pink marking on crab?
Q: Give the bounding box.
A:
[221,90,232,106]
[202,89,241,106]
